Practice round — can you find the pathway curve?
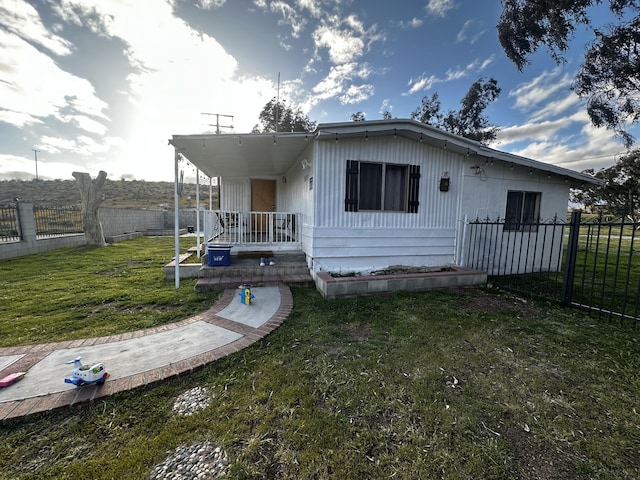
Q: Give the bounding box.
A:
[0,286,292,422]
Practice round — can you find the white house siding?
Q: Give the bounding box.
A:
[459,159,571,275]
[310,136,463,274]
[220,178,250,212]
[279,142,315,258]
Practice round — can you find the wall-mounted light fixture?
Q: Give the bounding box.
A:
[301,158,311,170]
[440,171,450,192]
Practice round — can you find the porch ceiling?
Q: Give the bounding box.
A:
[169,132,311,178]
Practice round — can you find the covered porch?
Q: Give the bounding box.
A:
[168,132,312,287]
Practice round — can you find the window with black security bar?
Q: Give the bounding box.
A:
[345,160,420,213]
[504,191,541,231]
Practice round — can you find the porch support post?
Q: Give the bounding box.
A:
[196,168,201,257]
[174,151,180,289]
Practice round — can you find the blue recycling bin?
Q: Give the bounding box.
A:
[207,245,231,266]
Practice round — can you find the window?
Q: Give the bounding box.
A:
[504,191,541,231]
[345,160,420,213]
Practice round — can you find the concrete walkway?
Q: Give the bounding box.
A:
[0,286,292,422]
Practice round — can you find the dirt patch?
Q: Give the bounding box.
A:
[330,265,455,278]
[499,423,574,479]
[454,287,552,319]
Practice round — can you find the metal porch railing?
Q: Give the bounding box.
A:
[203,210,300,247]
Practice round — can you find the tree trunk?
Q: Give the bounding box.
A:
[73,171,107,246]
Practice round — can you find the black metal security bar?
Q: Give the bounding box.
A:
[465,214,640,324]
[34,205,83,237]
[0,205,20,242]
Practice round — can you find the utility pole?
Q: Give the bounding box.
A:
[201,113,233,134]
[32,149,40,180]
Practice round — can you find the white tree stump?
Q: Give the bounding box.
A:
[73,171,107,246]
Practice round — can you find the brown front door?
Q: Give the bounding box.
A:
[251,179,276,233]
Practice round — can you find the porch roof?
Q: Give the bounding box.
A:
[169,132,311,178]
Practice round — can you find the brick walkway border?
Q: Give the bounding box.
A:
[0,285,293,422]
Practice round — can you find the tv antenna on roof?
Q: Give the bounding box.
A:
[201,113,233,134]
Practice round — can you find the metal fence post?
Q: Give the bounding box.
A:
[561,210,582,306]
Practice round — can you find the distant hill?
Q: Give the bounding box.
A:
[0,179,219,210]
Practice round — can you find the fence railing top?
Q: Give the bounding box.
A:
[468,215,568,225]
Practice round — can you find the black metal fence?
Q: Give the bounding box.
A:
[34,205,83,237]
[0,205,20,242]
[464,212,640,324]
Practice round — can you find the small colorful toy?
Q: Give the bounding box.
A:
[237,284,255,305]
[64,357,109,386]
[0,372,26,388]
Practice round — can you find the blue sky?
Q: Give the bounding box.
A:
[0,0,633,181]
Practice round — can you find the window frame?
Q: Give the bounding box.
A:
[359,161,408,212]
[504,190,541,232]
[345,160,420,213]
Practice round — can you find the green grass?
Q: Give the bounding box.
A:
[1,239,639,479]
[0,237,219,346]
[491,224,640,320]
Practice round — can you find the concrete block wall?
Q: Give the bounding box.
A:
[0,234,87,260]
[163,209,201,229]
[0,205,197,260]
[99,208,165,236]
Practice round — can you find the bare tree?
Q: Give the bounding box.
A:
[73,171,107,246]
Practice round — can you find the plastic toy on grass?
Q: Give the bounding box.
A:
[0,372,26,388]
[64,357,109,386]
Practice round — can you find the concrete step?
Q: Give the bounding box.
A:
[195,272,314,292]
[199,262,311,278]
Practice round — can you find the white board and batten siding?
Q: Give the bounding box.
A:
[311,136,464,274]
[459,161,572,275]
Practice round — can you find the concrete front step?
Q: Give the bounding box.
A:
[199,263,311,278]
[195,273,314,292]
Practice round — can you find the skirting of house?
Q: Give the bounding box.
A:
[314,267,487,299]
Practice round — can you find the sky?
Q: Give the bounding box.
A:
[0,0,634,182]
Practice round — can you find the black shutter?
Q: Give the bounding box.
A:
[408,165,420,213]
[345,160,359,212]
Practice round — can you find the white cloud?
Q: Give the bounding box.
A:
[405,74,438,95]
[456,20,473,43]
[0,0,285,180]
[495,116,581,147]
[312,63,358,99]
[0,29,108,129]
[399,17,424,30]
[529,92,582,122]
[404,56,493,95]
[313,23,364,64]
[494,110,625,173]
[271,1,307,38]
[456,19,485,44]
[509,68,574,112]
[198,0,226,9]
[296,0,323,18]
[380,99,393,115]
[426,0,455,17]
[340,84,374,104]
[60,115,109,135]
[0,0,73,56]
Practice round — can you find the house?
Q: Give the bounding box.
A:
[169,118,599,287]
